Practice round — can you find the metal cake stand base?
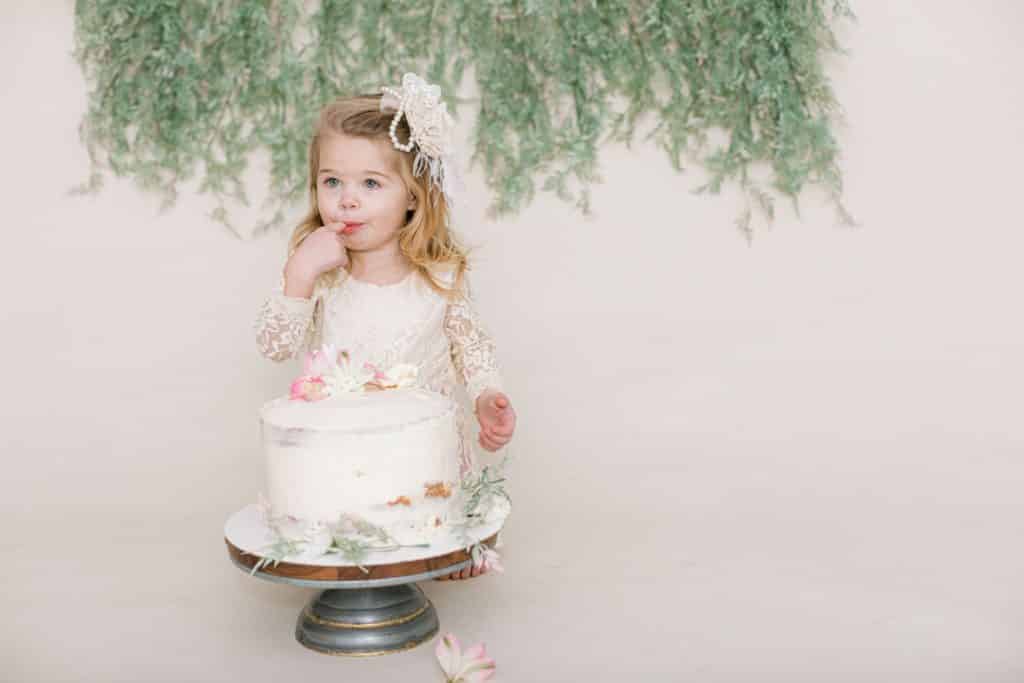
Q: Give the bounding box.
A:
[295,584,439,657]
[224,504,503,657]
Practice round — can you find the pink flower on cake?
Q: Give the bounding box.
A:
[363,361,388,381]
[289,375,328,401]
[435,633,496,682]
[302,348,330,377]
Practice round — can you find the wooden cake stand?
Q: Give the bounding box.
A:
[224,504,504,657]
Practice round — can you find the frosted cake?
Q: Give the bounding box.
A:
[260,386,462,544]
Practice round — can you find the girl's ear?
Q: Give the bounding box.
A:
[407,195,417,211]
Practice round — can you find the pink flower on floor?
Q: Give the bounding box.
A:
[289,375,327,401]
[436,633,496,682]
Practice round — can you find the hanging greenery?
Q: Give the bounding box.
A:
[72,0,855,238]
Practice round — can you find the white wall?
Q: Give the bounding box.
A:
[3,2,1023,680]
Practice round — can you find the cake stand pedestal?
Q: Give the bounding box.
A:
[224,504,503,657]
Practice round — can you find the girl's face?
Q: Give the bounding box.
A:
[316,133,416,255]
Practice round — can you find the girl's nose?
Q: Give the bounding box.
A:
[340,193,359,209]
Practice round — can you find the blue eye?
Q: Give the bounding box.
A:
[364,178,380,189]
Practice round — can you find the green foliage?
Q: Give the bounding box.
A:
[329,536,373,573]
[245,535,303,575]
[73,0,855,238]
[337,512,394,544]
[461,460,512,520]
[247,514,429,575]
[452,452,513,551]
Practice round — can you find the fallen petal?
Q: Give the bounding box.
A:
[463,643,488,660]
[435,632,462,679]
[461,656,497,682]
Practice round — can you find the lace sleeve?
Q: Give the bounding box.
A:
[443,279,504,404]
[254,273,321,362]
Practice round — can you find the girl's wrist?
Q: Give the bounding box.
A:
[283,262,317,298]
[285,255,314,277]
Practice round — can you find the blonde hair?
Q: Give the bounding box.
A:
[288,94,469,298]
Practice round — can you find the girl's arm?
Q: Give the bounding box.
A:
[254,268,321,362]
[443,283,504,404]
[444,284,516,452]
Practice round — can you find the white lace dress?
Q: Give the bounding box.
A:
[253,266,504,477]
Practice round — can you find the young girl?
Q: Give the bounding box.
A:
[253,74,516,580]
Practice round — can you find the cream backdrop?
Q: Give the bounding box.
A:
[3,2,1023,681]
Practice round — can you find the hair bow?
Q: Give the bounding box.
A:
[381,73,464,210]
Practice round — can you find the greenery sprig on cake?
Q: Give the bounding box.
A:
[453,453,512,573]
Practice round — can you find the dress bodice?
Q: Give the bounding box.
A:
[254,264,504,476]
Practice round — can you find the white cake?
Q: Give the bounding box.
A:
[259,387,463,544]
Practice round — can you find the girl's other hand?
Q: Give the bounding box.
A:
[475,389,516,452]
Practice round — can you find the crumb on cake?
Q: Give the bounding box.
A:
[424,481,452,499]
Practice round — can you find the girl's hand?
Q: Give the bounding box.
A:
[285,223,350,281]
[475,389,516,452]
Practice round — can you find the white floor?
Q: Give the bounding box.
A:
[8,429,1024,682]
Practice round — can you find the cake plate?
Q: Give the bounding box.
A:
[224,504,505,657]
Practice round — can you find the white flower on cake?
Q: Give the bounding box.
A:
[321,351,374,394]
[372,362,418,389]
[303,521,334,556]
[289,344,419,401]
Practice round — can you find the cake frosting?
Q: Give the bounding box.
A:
[260,387,462,544]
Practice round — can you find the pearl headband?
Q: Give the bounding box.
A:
[380,73,463,211]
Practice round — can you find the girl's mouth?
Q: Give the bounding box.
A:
[340,222,364,235]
